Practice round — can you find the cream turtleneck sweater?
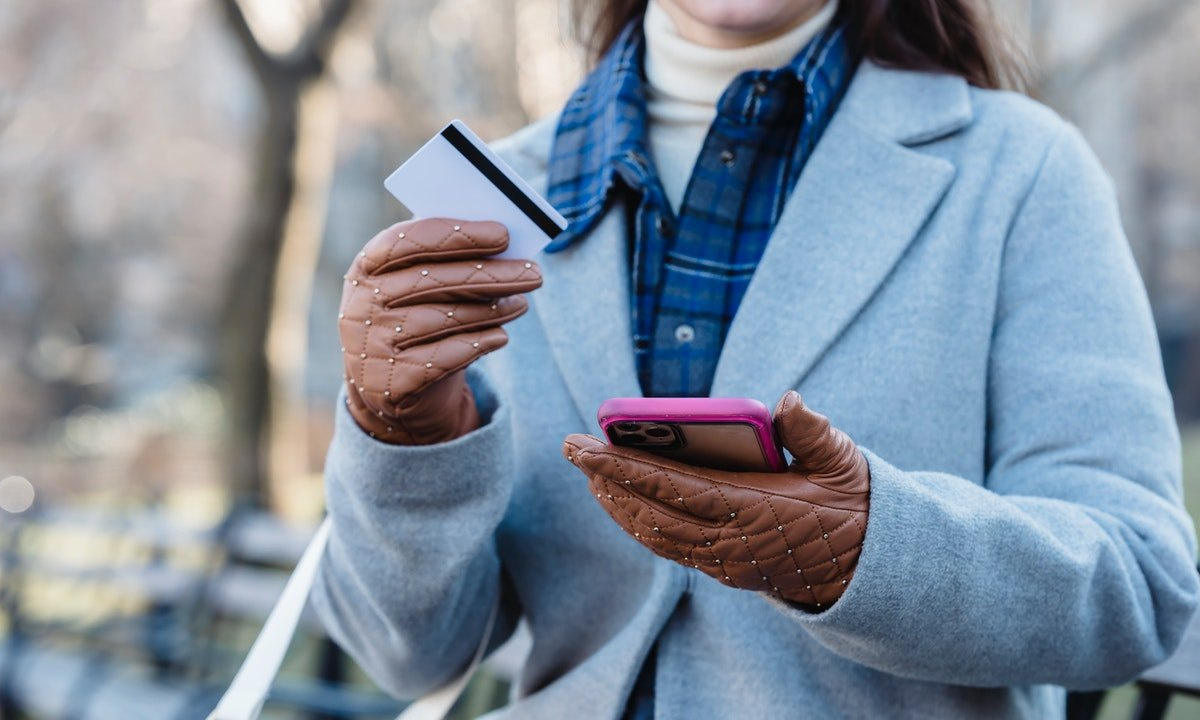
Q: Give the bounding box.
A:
[644,0,838,211]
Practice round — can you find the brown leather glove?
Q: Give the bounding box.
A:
[564,391,869,609]
[339,218,542,445]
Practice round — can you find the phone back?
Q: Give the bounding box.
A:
[598,397,787,473]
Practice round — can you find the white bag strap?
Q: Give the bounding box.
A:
[208,517,498,720]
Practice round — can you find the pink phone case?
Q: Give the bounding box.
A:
[597,397,787,473]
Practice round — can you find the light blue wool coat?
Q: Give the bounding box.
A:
[312,61,1200,719]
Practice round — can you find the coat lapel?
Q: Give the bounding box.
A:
[528,61,974,419]
[711,63,969,401]
[532,207,642,429]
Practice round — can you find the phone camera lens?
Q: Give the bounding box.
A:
[616,423,641,433]
[644,426,672,438]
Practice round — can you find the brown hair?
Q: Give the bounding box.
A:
[571,0,1024,90]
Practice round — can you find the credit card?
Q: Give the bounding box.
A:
[384,119,568,259]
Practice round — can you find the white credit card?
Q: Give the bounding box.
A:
[384,119,568,259]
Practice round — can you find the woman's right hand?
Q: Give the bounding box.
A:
[338,218,542,445]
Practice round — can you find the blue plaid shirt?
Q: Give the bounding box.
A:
[547,19,856,398]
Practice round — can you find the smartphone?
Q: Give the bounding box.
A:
[597,397,787,473]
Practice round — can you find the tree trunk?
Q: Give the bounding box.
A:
[215,0,351,503]
[266,77,341,518]
[218,85,300,502]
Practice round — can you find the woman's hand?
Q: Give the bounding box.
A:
[564,391,869,609]
[339,218,542,445]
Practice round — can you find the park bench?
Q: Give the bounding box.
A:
[0,503,527,719]
[0,506,407,719]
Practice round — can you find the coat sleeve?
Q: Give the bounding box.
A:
[310,367,519,698]
[770,123,1200,689]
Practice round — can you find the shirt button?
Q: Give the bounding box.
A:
[655,215,673,236]
[675,324,695,343]
[753,80,769,95]
[720,149,736,167]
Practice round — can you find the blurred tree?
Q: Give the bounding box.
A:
[1035,0,1199,100]
[217,0,353,502]
[218,0,541,513]
[1029,0,1200,419]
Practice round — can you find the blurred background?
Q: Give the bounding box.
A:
[0,0,1197,718]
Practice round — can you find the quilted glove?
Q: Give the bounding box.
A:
[339,218,542,445]
[564,391,869,609]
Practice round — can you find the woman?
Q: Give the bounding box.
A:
[314,0,1200,717]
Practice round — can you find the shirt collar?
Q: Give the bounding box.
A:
[545,18,854,252]
[545,21,651,252]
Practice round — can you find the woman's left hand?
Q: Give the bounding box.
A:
[564,391,870,609]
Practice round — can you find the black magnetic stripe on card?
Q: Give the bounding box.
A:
[441,124,563,240]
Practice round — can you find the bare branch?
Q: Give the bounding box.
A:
[217,0,278,85]
[290,0,354,79]
[218,0,354,82]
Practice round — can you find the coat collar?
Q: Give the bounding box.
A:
[847,62,974,146]
[521,61,973,429]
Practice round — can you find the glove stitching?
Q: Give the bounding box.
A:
[759,498,817,602]
[388,264,538,303]
[811,572,854,590]
[598,477,713,570]
[691,479,737,527]
[799,545,861,584]
[404,334,484,376]
[605,458,725,528]
[437,221,500,255]
[373,289,399,420]
[611,490,816,598]
[745,482,866,512]
[722,513,858,594]
[850,513,866,542]
[600,479,692,563]
[580,447,865,604]
[729,525,766,585]
[343,223,510,443]
[710,531,829,567]
[355,304,514,372]
[801,468,871,496]
[595,456,864,549]
[821,511,863,541]
[615,462,859,549]
[604,451,864,513]
[354,282,375,406]
[811,510,847,585]
[661,473,724,523]
[389,302,523,352]
[381,224,404,268]
[773,509,859,557]
[372,241,495,275]
[629,492,703,550]
[367,222,497,275]
[650,505,700,566]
